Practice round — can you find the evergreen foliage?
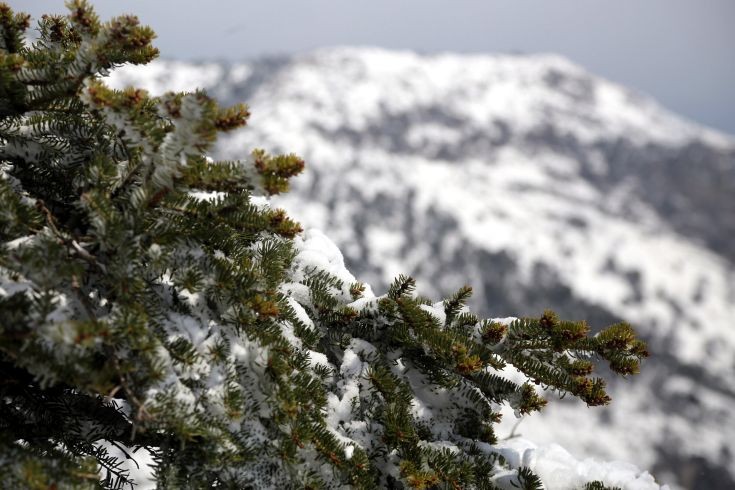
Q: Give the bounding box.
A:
[0,2,650,488]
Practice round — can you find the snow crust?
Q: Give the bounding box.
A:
[494,439,666,490]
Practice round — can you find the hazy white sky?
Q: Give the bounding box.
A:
[15,0,735,135]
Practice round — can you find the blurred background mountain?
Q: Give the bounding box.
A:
[20,1,735,488]
[110,48,734,490]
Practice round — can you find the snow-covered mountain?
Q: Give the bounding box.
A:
[108,47,735,489]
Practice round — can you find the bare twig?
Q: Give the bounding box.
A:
[36,199,107,272]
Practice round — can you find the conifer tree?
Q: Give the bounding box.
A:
[0,2,651,488]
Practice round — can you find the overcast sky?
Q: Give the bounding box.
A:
[16,0,735,135]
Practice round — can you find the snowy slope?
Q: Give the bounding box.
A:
[108,47,735,489]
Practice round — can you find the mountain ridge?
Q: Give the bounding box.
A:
[108,47,735,489]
